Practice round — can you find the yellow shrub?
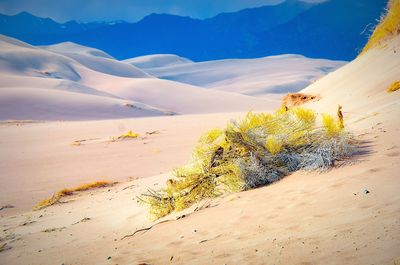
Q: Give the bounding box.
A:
[322,114,342,137]
[121,130,139,138]
[110,130,140,141]
[293,107,316,127]
[362,0,400,53]
[34,181,113,210]
[387,81,400,93]
[140,106,355,220]
[238,112,271,133]
[265,136,283,155]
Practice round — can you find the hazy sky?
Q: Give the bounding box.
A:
[0,0,327,23]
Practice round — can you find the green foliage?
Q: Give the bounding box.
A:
[139,107,357,220]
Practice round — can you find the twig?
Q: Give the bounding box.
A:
[120,220,173,240]
[199,234,222,244]
[146,130,159,135]
[0,205,14,211]
[71,217,91,225]
[121,184,136,191]
[0,243,12,252]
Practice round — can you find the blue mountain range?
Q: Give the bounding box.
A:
[0,0,387,61]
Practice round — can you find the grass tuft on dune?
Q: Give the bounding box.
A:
[139,106,357,220]
[362,0,400,53]
[34,181,114,210]
[387,80,400,93]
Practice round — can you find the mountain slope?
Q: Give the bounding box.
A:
[0,0,386,61]
[254,0,387,60]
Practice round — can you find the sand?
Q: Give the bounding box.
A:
[0,37,400,265]
[0,35,281,120]
[0,112,245,216]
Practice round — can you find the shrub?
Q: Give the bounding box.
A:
[111,130,139,141]
[322,114,342,137]
[387,81,400,93]
[139,107,357,220]
[34,181,113,210]
[362,0,400,53]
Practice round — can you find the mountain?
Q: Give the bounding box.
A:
[0,12,117,44]
[252,0,388,59]
[0,0,386,61]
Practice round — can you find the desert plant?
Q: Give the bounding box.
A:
[387,81,400,93]
[322,114,343,137]
[362,0,400,53]
[34,181,113,210]
[111,130,139,142]
[139,107,357,220]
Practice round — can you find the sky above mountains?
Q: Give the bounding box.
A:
[0,0,327,23]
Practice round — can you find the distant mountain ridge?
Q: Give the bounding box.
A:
[0,0,387,61]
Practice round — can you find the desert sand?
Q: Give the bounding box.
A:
[127,54,346,97]
[1,36,400,265]
[0,34,346,120]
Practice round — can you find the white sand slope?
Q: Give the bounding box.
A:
[0,35,282,120]
[0,85,164,120]
[82,73,280,114]
[302,36,400,116]
[124,54,193,69]
[139,54,346,96]
[41,42,114,59]
[42,42,152,78]
[0,37,399,265]
[0,36,165,119]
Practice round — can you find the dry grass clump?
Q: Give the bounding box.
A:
[34,181,113,210]
[387,80,400,93]
[139,106,357,220]
[110,130,139,142]
[362,0,400,53]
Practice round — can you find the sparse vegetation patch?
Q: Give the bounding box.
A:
[362,0,400,53]
[34,181,114,210]
[139,106,357,220]
[387,81,400,93]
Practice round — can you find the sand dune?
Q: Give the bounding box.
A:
[124,54,193,69]
[303,36,400,115]
[42,42,152,78]
[0,35,282,119]
[141,54,346,96]
[41,42,114,59]
[0,34,399,265]
[0,85,164,120]
[82,74,280,114]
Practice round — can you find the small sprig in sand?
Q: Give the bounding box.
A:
[34,181,114,210]
[387,81,400,93]
[110,130,139,142]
